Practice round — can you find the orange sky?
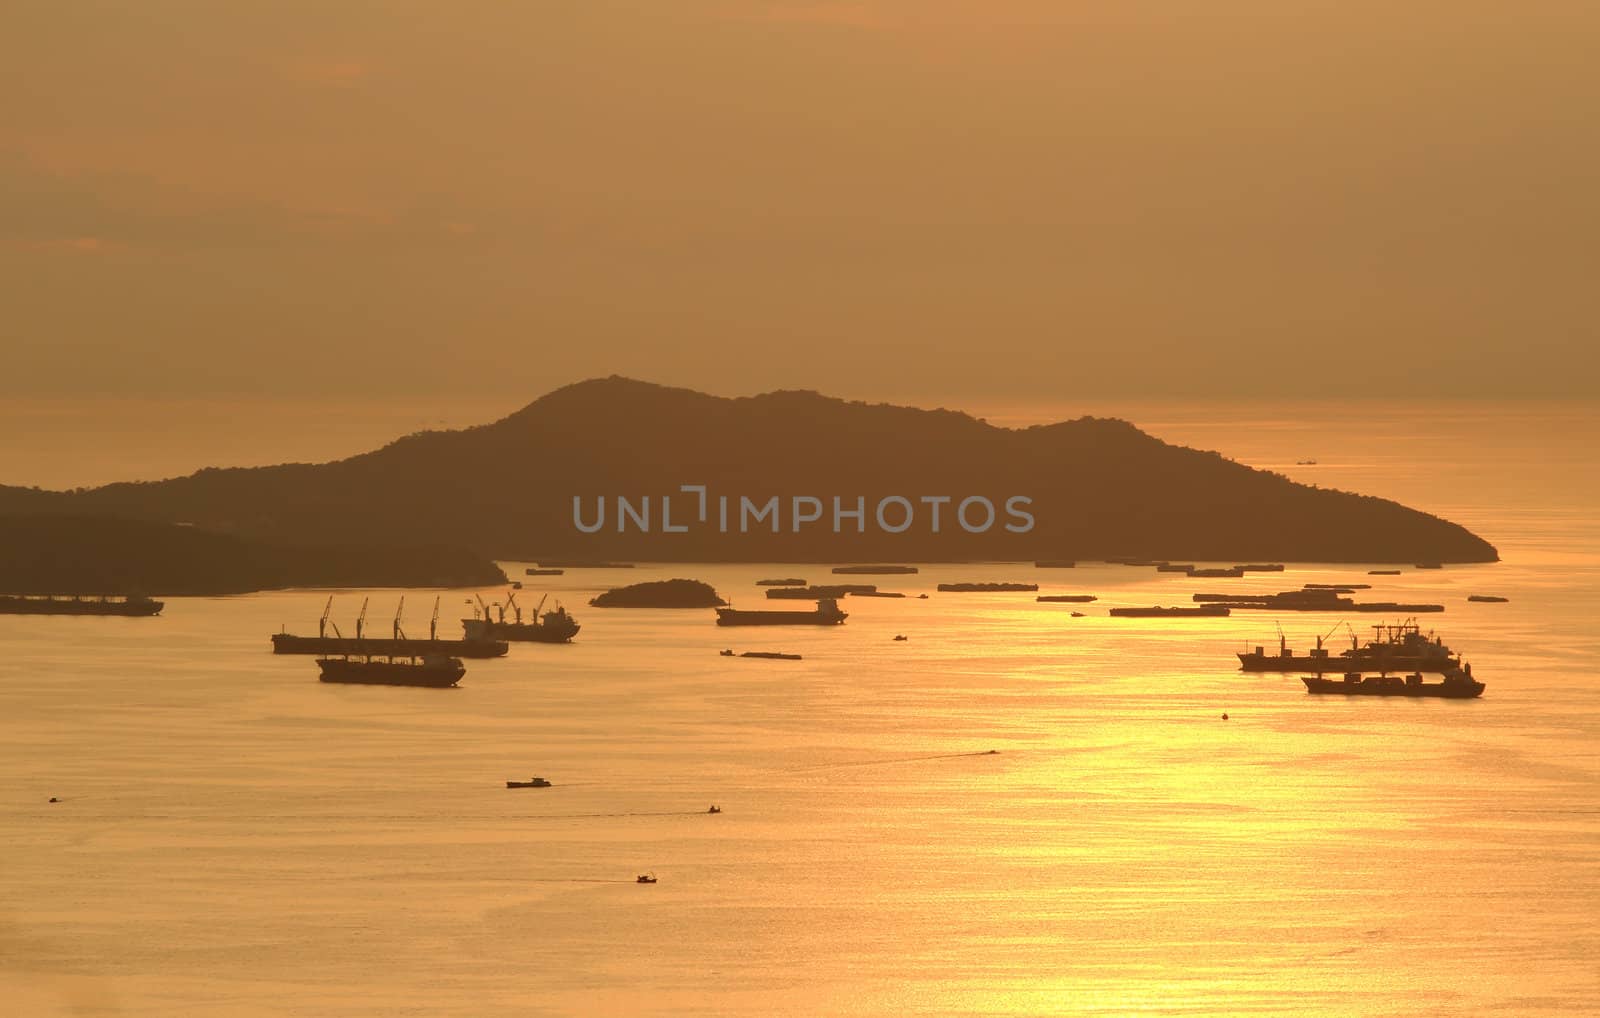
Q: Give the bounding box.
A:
[4,1,1596,402]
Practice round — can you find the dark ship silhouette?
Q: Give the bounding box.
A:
[0,593,163,616]
[462,591,580,643]
[317,653,465,688]
[1302,664,1483,698]
[1240,620,1459,673]
[273,596,508,658]
[715,597,848,626]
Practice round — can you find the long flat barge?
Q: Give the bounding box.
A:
[0,594,164,617]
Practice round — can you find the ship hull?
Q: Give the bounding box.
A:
[0,596,163,617]
[1301,675,1484,698]
[460,619,579,643]
[1109,606,1230,618]
[317,658,465,687]
[274,634,507,658]
[1241,652,1459,673]
[715,609,846,626]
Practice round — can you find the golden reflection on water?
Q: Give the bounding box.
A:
[1,405,1597,1015]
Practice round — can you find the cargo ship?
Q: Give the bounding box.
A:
[767,584,875,599]
[1109,605,1230,617]
[462,591,580,643]
[831,565,918,575]
[1302,664,1483,698]
[715,597,848,626]
[0,593,163,617]
[1200,587,1444,613]
[272,596,508,658]
[1239,620,1460,673]
[317,653,465,688]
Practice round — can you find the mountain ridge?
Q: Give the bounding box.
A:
[0,377,1498,564]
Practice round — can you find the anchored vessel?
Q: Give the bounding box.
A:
[831,565,918,575]
[462,591,580,643]
[1240,620,1459,673]
[1201,587,1444,613]
[0,593,163,617]
[317,653,465,687]
[1302,664,1484,698]
[1110,605,1230,618]
[716,597,848,627]
[273,596,508,658]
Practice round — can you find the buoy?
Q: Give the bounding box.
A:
[1221,713,1229,721]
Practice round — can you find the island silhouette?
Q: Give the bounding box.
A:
[0,378,1497,570]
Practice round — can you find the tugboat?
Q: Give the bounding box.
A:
[715,597,848,627]
[462,591,580,643]
[1239,620,1460,673]
[1302,662,1484,698]
[0,593,163,616]
[316,653,465,687]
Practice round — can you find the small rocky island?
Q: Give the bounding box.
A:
[589,578,726,608]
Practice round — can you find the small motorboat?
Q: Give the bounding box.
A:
[637,873,657,884]
[893,634,908,641]
[506,777,552,788]
[719,649,735,656]
[707,805,722,814]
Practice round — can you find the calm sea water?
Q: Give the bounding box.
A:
[2,404,1596,1016]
